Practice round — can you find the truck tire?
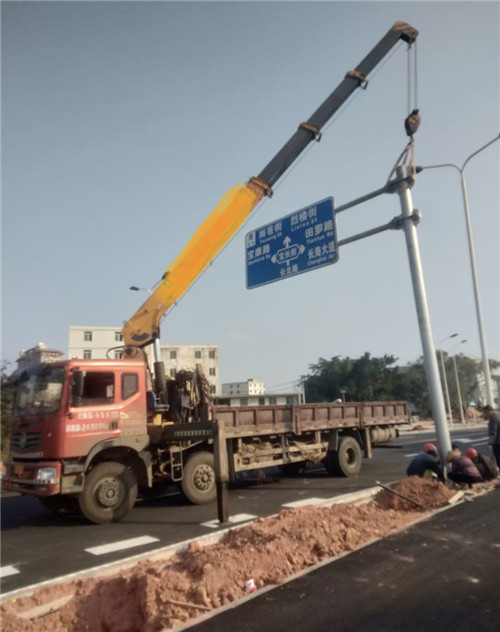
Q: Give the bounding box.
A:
[323,437,362,477]
[181,451,216,504]
[79,462,137,524]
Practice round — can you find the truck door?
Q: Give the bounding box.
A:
[65,369,121,457]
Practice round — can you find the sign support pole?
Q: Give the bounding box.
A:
[394,165,452,467]
[213,419,230,526]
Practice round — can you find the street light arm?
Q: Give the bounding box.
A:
[420,162,460,174]
[462,133,500,171]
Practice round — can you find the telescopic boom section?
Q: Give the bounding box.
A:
[122,21,418,353]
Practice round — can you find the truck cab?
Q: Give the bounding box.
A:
[3,358,151,523]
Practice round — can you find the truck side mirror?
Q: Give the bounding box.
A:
[71,371,84,407]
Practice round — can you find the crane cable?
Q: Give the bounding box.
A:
[386,41,420,184]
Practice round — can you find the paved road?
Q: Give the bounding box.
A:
[0,425,489,595]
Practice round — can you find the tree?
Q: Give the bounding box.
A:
[303,353,399,403]
[392,358,430,416]
[1,361,16,461]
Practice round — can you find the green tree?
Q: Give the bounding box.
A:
[1,362,16,461]
[392,358,430,416]
[303,353,398,402]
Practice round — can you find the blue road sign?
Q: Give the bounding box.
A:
[246,197,338,289]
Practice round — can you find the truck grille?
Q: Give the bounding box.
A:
[11,432,42,451]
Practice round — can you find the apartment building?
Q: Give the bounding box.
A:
[215,393,300,407]
[17,342,63,372]
[68,326,219,394]
[221,378,265,396]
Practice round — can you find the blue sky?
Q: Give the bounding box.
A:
[2,1,499,392]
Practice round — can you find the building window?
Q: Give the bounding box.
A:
[115,331,123,342]
[122,373,138,400]
[240,398,248,406]
[258,397,265,405]
[286,396,295,405]
[210,385,216,394]
[209,368,216,376]
[194,350,202,359]
[169,350,177,359]
[83,349,92,359]
[209,349,216,359]
[114,350,123,359]
[84,331,92,342]
[269,397,277,405]
[170,368,177,377]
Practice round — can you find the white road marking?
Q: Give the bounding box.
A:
[0,565,20,578]
[85,536,160,556]
[405,453,419,458]
[201,513,257,529]
[282,497,325,508]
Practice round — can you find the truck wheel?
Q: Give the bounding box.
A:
[181,451,216,504]
[323,437,362,477]
[79,462,137,524]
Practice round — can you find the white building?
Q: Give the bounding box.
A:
[215,393,300,407]
[221,378,265,396]
[68,326,219,394]
[17,342,64,372]
[68,326,124,360]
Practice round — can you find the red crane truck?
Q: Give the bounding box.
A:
[3,22,417,524]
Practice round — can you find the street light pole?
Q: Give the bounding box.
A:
[451,339,467,425]
[438,333,458,428]
[419,133,500,407]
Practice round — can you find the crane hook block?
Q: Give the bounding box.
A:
[299,122,322,141]
[345,70,368,89]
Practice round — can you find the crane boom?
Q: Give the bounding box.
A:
[122,21,417,352]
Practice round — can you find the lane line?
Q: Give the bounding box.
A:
[201,513,257,529]
[0,566,20,579]
[85,535,160,556]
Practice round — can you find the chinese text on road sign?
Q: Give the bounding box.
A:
[246,197,338,289]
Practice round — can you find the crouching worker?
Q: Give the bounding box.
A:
[407,443,444,481]
[465,448,499,481]
[446,448,483,486]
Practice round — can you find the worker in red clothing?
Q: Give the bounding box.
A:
[446,448,483,486]
[465,447,499,481]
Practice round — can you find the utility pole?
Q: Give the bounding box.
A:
[394,165,452,463]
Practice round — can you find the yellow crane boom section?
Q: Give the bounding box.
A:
[122,182,264,350]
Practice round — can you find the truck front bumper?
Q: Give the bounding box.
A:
[2,460,62,495]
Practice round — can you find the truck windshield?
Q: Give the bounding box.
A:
[14,364,65,417]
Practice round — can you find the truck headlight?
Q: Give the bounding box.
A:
[36,467,58,483]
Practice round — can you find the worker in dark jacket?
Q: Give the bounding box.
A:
[407,443,443,481]
[483,405,500,468]
[446,448,482,485]
[465,447,499,480]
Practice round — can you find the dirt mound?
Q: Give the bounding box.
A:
[374,476,457,511]
[1,478,492,632]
